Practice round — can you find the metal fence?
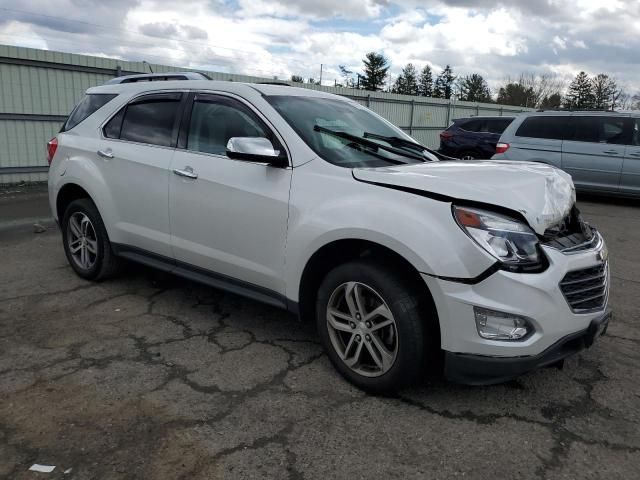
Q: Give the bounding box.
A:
[0,44,532,184]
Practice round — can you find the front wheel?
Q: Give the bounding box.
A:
[316,260,436,392]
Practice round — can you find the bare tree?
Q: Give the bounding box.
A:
[496,72,564,108]
[592,74,618,110]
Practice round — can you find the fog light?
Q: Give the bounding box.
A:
[474,307,532,341]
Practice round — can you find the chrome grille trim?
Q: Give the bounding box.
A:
[559,261,609,313]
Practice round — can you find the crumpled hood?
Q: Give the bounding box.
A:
[353,160,576,235]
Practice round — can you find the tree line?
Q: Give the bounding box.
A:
[290,52,640,110]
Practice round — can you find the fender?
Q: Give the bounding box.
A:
[284,160,497,303]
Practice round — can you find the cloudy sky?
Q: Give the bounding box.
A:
[1,0,639,94]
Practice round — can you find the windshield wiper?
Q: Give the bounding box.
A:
[313,125,426,162]
[363,132,455,160]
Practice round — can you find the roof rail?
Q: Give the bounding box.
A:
[257,81,290,86]
[104,71,211,85]
[535,107,617,113]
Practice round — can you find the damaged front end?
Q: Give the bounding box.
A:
[540,205,602,253]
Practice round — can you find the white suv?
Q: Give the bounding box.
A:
[47,79,611,391]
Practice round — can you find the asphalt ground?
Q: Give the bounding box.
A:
[1,184,639,479]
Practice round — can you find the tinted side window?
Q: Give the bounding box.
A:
[567,116,632,145]
[633,119,640,146]
[515,116,567,140]
[187,96,274,156]
[460,119,486,132]
[118,93,182,147]
[487,118,513,134]
[62,93,118,132]
[104,108,124,139]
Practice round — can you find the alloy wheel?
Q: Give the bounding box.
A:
[67,212,98,270]
[326,281,398,377]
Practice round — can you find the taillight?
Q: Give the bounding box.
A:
[495,142,510,154]
[47,137,58,165]
[440,131,454,140]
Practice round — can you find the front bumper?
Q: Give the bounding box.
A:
[422,231,610,376]
[444,310,611,385]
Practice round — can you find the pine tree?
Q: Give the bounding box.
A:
[361,52,390,91]
[392,72,406,94]
[393,63,418,95]
[433,65,456,99]
[564,71,595,109]
[418,65,434,97]
[458,73,492,102]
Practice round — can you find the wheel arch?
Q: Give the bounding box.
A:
[297,238,437,326]
[56,183,92,220]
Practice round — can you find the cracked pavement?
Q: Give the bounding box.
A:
[1,188,639,479]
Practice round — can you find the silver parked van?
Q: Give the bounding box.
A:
[493,111,640,196]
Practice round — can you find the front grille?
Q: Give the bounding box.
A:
[559,262,608,313]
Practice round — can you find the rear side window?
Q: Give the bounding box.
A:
[515,116,567,140]
[62,93,117,132]
[459,119,487,132]
[487,118,513,134]
[104,93,182,147]
[566,116,632,145]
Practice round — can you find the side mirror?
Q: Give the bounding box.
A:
[226,137,288,168]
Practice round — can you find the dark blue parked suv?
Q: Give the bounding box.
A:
[439,116,515,159]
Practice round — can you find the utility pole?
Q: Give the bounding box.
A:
[319,64,323,86]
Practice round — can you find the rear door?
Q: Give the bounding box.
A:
[98,92,184,257]
[562,115,631,192]
[622,117,640,195]
[168,92,292,297]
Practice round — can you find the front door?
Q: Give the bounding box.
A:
[168,93,292,297]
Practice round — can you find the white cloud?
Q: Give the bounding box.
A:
[0,0,639,93]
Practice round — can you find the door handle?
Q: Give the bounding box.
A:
[97,149,114,159]
[602,149,619,155]
[628,152,640,157]
[173,166,198,179]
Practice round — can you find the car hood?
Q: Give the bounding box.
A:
[352,160,576,235]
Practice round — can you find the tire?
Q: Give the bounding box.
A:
[316,259,438,392]
[61,198,121,281]
[459,150,478,160]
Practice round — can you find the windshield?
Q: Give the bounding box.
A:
[265,95,428,168]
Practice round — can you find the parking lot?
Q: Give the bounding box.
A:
[1,185,639,479]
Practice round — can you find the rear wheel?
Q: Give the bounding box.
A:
[459,150,478,160]
[61,198,121,280]
[316,260,436,392]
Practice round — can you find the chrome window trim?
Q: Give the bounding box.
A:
[185,90,292,167]
[97,89,188,150]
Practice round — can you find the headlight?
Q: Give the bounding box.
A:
[453,206,543,270]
